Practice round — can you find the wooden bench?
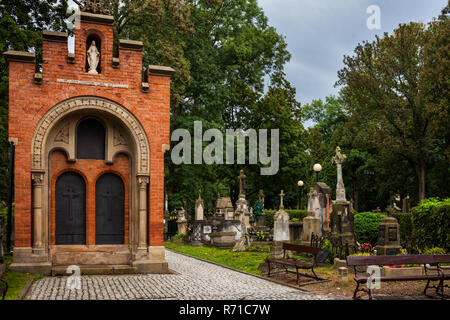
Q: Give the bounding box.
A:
[266,243,320,284]
[346,254,450,299]
[0,279,8,300]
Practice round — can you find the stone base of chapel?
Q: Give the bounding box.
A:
[9,246,169,275]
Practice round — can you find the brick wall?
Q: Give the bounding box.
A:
[7,16,171,248]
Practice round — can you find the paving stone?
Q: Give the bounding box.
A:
[26,250,340,300]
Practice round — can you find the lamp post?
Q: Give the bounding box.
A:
[297,180,304,210]
[313,163,322,182]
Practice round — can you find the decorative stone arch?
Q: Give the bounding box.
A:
[30,96,150,255]
[31,96,150,175]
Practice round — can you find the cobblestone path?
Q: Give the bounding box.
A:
[26,250,338,300]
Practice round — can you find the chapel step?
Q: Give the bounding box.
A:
[51,264,137,276]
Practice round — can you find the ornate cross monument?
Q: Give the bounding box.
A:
[332,146,347,202]
[330,146,356,249]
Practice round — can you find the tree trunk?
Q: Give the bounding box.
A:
[417,158,426,201]
[352,175,359,212]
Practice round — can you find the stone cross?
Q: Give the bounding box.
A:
[332,146,347,201]
[87,41,100,74]
[238,170,247,197]
[165,193,168,212]
[62,185,80,221]
[279,190,285,210]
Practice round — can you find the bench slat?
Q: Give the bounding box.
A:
[346,254,450,266]
[282,243,320,255]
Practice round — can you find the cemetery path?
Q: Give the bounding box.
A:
[25,250,340,300]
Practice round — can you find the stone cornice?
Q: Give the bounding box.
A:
[3,50,36,64]
[119,39,143,51]
[80,11,114,25]
[43,30,68,43]
[147,65,176,77]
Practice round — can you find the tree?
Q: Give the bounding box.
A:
[336,21,448,201]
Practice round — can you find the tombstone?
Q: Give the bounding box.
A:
[269,190,290,258]
[402,194,410,213]
[216,197,234,220]
[273,190,290,242]
[306,183,331,236]
[300,208,321,245]
[376,216,402,255]
[330,147,356,248]
[195,190,204,221]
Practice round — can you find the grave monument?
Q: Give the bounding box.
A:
[329,147,356,248]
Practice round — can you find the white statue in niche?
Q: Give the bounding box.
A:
[87,40,100,74]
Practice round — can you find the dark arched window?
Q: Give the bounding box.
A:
[76,118,105,159]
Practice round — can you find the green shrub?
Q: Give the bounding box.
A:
[264,209,308,229]
[391,212,413,242]
[354,212,386,245]
[423,247,447,255]
[412,198,450,252]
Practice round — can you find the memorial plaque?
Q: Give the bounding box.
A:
[388,227,397,242]
[203,225,212,234]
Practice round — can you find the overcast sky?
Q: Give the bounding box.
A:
[258,0,448,105]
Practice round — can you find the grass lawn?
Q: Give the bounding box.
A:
[1,253,43,300]
[164,242,270,274]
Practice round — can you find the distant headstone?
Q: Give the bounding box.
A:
[376,216,401,255]
[273,190,290,242]
[195,189,204,221]
[402,194,410,213]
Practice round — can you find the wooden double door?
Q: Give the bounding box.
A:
[55,172,125,245]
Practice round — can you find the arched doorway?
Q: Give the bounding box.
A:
[95,173,125,244]
[55,172,86,245]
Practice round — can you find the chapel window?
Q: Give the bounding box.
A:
[76,118,106,159]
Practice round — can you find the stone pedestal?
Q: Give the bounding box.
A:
[330,200,356,248]
[269,241,284,259]
[300,211,321,245]
[338,267,348,281]
[376,216,401,255]
[177,220,187,235]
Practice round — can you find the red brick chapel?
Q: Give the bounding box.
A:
[4,2,174,274]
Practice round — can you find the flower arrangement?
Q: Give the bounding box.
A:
[168,209,178,221]
[256,231,265,241]
[360,243,373,253]
[389,264,405,268]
